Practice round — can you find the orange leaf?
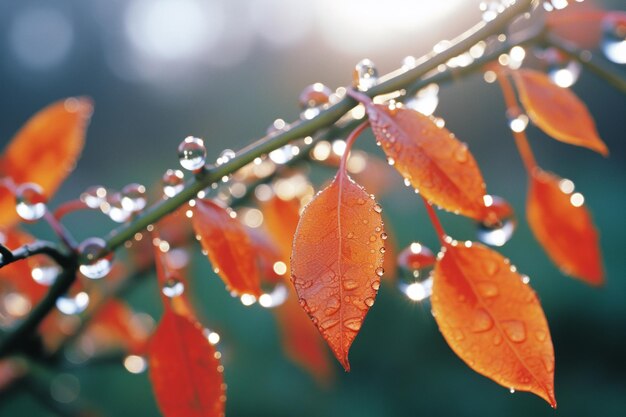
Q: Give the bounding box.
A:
[527,169,603,285]
[0,98,93,228]
[362,99,487,220]
[291,166,384,371]
[148,309,225,417]
[513,69,608,156]
[86,299,150,354]
[191,199,261,297]
[259,195,301,260]
[432,242,556,407]
[274,287,333,385]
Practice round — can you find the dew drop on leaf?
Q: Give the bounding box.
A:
[78,237,113,279]
[177,136,207,171]
[353,59,378,91]
[15,183,47,221]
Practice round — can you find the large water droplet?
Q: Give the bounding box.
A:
[320,318,340,330]
[80,186,108,209]
[31,265,61,286]
[258,282,288,308]
[15,183,47,221]
[299,82,331,119]
[353,59,378,91]
[178,136,207,171]
[477,195,516,247]
[404,83,439,116]
[470,309,494,333]
[162,277,185,298]
[162,169,185,198]
[56,291,90,315]
[343,318,362,331]
[476,282,499,298]
[601,16,626,64]
[396,241,436,302]
[501,320,527,343]
[78,237,113,279]
[342,279,359,290]
[375,267,384,277]
[121,183,147,213]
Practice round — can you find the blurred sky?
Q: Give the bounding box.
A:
[1,1,626,416]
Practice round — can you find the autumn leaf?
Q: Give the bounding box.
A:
[259,195,301,259]
[0,98,93,228]
[85,299,150,354]
[512,69,608,156]
[349,91,487,220]
[148,308,225,417]
[192,199,261,297]
[432,242,556,407]
[527,169,603,285]
[291,122,384,371]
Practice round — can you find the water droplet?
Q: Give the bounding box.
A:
[80,186,107,209]
[379,247,386,254]
[364,297,375,307]
[343,318,362,331]
[470,309,494,333]
[601,16,626,64]
[123,355,147,374]
[369,235,376,242]
[537,47,582,87]
[479,1,503,22]
[452,329,465,341]
[15,183,46,221]
[501,320,527,343]
[162,169,185,198]
[483,259,500,276]
[106,192,131,223]
[542,355,555,372]
[121,183,147,213]
[380,232,388,240]
[356,198,365,205]
[404,83,439,116]
[162,277,185,298]
[324,297,340,316]
[509,387,516,394]
[375,267,384,277]
[535,330,547,342]
[178,136,207,171]
[476,282,499,298]
[216,149,236,166]
[454,144,468,163]
[353,58,378,91]
[342,279,358,290]
[478,195,516,246]
[371,281,380,291]
[31,265,61,286]
[320,318,340,330]
[56,291,90,315]
[78,238,113,279]
[347,232,354,239]
[507,112,529,133]
[258,282,288,308]
[373,204,383,213]
[493,333,503,346]
[269,145,296,165]
[299,82,331,119]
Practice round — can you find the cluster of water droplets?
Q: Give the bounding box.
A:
[178,136,207,172]
[477,195,516,247]
[15,182,47,221]
[80,184,147,222]
[78,237,114,279]
[396,242,436,302]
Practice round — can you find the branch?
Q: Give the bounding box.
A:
[102,0,535,254]
[0,241,69,270]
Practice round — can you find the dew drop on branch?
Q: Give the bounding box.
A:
[121,183,147,213]
[601,16,626,64]
[162,169,185,198]
[78,237,113,279]
[178,136,207,171]
[15,183,47,221]
[396,242,436,302]
[56,291,90,315]
[477,195,516,247]
[353,59,378,91]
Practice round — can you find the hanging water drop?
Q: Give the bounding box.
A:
[15,183,47,221]
[404,83,439,116]
[121,183,147,213]
[178,136,207,171]
[353,59,378,91]
[80,186,108,209]
[396,242,436,302]
[477,195,516,247]
[259,282,288,308]
[56,291,90,315]
[162,277,185,298]
[162,169,185,198]
[601,16,626,64]
[78,237,113,279]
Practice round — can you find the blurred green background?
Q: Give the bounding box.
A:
[1,0,625,416]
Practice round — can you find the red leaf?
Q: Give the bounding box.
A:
[149,309,225,417]
[86,299,150,354]
[259,195,301,260]
[274,288,333,384]
[527,169,603,285]
[513,69,608,156]
[432,242,556,407]
[192,199,261,297]
[0,228,47,304]
[361,99,487,220]
[0,98,93,228]
[291,164,384,371]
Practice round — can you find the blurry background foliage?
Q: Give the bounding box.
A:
[0,0,625,416]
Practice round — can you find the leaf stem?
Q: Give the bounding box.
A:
[421,197,447,246]
[339,121,370,174]
[497,73,538,173]
[101,0,534,254]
